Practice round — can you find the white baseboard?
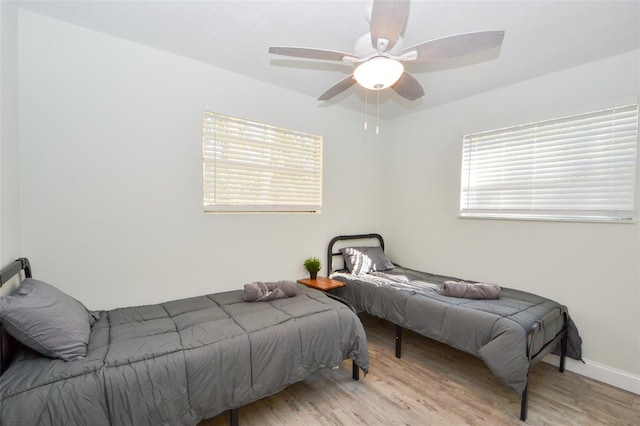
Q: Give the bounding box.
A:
[543,354,640,395]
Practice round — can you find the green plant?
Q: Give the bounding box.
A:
[303,257,322,273]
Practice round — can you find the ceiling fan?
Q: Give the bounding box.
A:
[268,0,505,101]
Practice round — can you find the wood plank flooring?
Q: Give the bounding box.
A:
[200,313,640,425]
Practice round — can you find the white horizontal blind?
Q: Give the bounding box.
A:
[203,111,322,212]
[460,104,638,222]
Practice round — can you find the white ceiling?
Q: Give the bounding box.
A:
[16,0,640,118]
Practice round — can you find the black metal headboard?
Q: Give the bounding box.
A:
[327,233,385,276]
[0,258,31,375]
[0,258,31,285]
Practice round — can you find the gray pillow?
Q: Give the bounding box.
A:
[340,246,394,275]
[0,278,99,361]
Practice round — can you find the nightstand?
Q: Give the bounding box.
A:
[297,276,346,291]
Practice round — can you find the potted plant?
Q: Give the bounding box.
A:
[303,257,322,280]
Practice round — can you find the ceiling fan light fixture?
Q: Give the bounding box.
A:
[353,57,404,90]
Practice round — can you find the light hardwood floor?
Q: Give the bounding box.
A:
[200,313,640,425]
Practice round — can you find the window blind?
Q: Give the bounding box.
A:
[203,111,322,212]
[460,104,638,222]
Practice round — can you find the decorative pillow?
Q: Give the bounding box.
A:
[340,246,394,275]
[0,278,99,361]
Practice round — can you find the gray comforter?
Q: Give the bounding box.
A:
[331,266,574,398]
[0,285,369,425]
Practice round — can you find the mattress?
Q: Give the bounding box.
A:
[331,266,567,397]
[0,285,369,426]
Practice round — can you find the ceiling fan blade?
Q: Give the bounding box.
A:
[318,75,357,101]
[370,0,410,51]
[269,46,357,62]
[392,72,425,101]
[402,31,505,62]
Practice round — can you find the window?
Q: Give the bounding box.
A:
[203,111,322,212]
[460,104,638,222]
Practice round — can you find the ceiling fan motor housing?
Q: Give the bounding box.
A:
[354,32,404,58]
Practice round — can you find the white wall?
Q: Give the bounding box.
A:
[18,10,387,309]
[14,8,640,394]
[0,1,21,266]
[383,50,640,383]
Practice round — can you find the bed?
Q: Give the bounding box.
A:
[0,258,369,426]
[327,234,579,421]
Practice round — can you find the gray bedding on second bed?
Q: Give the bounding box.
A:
[0,284,369,426]
[331,266,572,398]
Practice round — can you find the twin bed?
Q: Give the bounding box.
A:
[0,258,369,426]
[327,233,578,421]
[1,235,579,424]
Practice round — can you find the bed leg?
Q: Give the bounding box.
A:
[229,408,238,426]
[520,384,529,421]
[395,325,403,358]
[559,328,568,373]
[352,361,360,380]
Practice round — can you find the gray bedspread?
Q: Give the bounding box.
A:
[331,266,574,398]
[0,284,369,425]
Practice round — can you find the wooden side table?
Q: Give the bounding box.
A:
[297,276,346,291]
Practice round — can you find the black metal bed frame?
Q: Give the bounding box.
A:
[0,258,362,426]
[327,233,568,422]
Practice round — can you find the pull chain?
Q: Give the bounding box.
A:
[364,89,368,130]
[376,90,380,135]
